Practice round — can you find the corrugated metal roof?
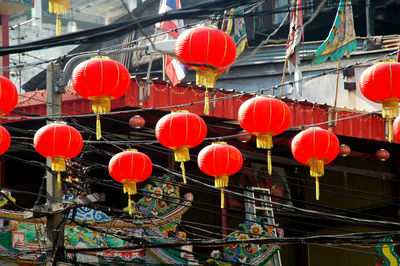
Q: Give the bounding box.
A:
[233,39,366,67]
[12,79,389,143]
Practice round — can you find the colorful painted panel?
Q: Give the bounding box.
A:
[208,217,283,265]
[0,175,195,264]
[0,0,34,15]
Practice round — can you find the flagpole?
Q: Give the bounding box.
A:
[331,57,342,129]
[280,58,288,98]
[162,54,166,81]
[333,58,341,109]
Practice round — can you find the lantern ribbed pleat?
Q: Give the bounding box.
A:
[72,57,131,140]
[0,77,18,117]
[0,126,11,156]
[108,150,152,215]
[359,62,400,142]
[238,96,291,176]
[198,142,243,209]
[291,127,339,200]
[34,123,83,190]
[155,111,207,184]
[175,27,237,115]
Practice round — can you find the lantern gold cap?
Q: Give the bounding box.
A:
[124,148,138,152]
[212,141,227,145]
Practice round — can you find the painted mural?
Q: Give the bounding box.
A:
[0,175,196,264]
[0,174,283,264]
[208,217,283,265]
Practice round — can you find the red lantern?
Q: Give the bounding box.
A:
[238,96,291,175]
[392,115,400,141]
[108,149,152,214]
[175,27,237,114]
[236,130,252,143]
[0,126,11,155]
[359,62,400,142]
[0,77,18,117]
[34,122,83,188]
[339,144,351,157]
[155,110,207,184]
[198,142,243,208]
[129,115,145,129]
[71,57,131,140]
[375,149,389,161]
[291,127,339,200]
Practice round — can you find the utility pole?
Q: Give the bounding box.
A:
[46,62,64,265]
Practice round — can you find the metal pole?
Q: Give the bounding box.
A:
[45,63,64,265]
[366,0,370,37]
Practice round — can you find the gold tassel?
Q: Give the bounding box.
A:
[388,119,393,143]
[92,97,111,114]
[123,181,137,195]
[56,14,61,36]
[267,150,272,176]
[309,159,324,200]
[196,70,216,88]
[174,147,190,162]
[309,159,324,178]
[51,158,66,172]
[382,99,399,119]
[256,134,273,149]
[180,161,187,184]
[127,194,134,215]
[123,182,137,216]
[49,0,69,14]
[221,188,225,209]
[215,175,229,188]
[204,89,210,115]
[57,171,61,190]
[96,115,101,140]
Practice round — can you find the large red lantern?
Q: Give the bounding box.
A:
[359,62,400,142]
[155,110,207,184]
[108,149,152,214]
[0,126,11,155]
[198,142,243,208]
[34,122,83,188]
[238,96,291,175]
[392,115,400,142]
[291,127,339,200]
[175,27,237,114]
[0,76,18,117]
[71,57,131,140]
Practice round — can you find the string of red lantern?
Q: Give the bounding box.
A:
[197,142,243,208]
[33,122,83,189]
[0,76,18,116]
[238,96,291,176]
[0,77,17,163]
[71,56,131,140]
[175,26,237,115]
[291,127,339,200]
[108,149,152,215]
[359,62,400,142]
[155,110,207,184]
